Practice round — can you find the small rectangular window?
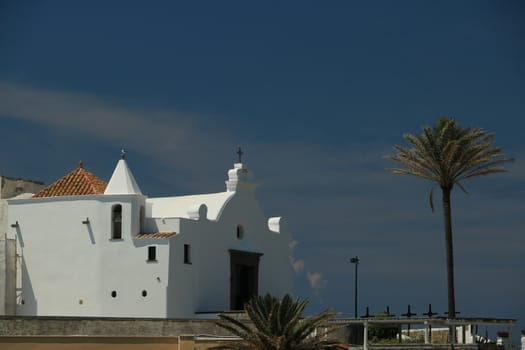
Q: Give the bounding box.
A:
[148,246,156,261]
[184,244,191,264]
[111,204,122,240]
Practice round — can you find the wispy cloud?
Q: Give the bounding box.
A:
[289,239,325,292]
[0,81,233,177]
[307,272,327,292]
[0,81,182,146]
[290,257,305,273]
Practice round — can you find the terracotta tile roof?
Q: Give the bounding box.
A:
[33,163,107,198]
[134,232,177,239]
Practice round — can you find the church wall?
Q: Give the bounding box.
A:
[166,229,199,317]
[161,187,291,318]
[4,160,293,319]
[178,216,229,315]
[211,190,292,300]
[7,195,170,318]
[8,197,105,316]
[98,195,171,318]
[163,189,292,317]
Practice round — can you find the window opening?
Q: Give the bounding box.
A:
[236,224,244,240]
[184,244,191,264]
[111,204,122,239]
[111,291,117,298]
[142,290,147,297]
[148,246,156,261]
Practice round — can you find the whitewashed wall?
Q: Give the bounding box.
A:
[8,194,173,318]
[6,164,292,319]
[164,187,292,317]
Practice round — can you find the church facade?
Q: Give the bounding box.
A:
[5,155,292,318]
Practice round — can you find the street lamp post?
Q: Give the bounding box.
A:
[350,256,360,318]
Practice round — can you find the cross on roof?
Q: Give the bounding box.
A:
[237,146,243,163]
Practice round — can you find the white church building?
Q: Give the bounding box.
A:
[3,153,292,318]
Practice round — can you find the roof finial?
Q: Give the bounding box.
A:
[79,160,83,168]
[120,149,126,160]
[236,146,243,163]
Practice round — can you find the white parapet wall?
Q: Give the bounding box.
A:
[0,177,44,200]
[0,176,41,316]
[0,238,16,315]
[0,237,5,315]
[0,177,44,237]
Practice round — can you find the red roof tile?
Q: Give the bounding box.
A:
[134,232,177,239]
[33,164,107,198]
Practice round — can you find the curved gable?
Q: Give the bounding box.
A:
[147,192,235,221]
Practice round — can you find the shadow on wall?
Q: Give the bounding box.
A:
[83,220,96,245]
[15,225,23,247]
[18,255,37,315]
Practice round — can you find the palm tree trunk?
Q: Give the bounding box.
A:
[442,187,456,349]
[442,186,456,318]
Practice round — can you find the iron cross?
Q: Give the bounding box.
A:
[237,146,243,163]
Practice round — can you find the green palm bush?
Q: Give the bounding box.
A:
[215,294,335,349]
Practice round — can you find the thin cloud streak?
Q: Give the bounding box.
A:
[0,81,232,176]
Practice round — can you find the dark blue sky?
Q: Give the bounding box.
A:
[1,0,524,342]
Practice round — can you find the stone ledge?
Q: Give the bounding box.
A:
[0,316,229,337]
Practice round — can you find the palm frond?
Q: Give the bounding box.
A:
[454,181,468,194]
[429,187,435,213]
[215,294,336,350]
[386,118,513,190]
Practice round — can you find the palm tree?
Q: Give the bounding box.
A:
[386,118,513,318]
[215,294,335,349]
